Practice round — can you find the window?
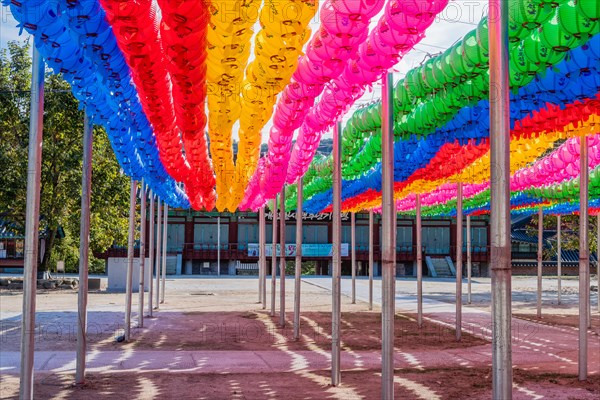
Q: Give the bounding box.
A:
[238,223,258,246]
[396,226,412,250]
[301,225,328,244]
[422,227,450,254]
[194,223,229,248]
[463,226,488,251]
[167,224,185,252]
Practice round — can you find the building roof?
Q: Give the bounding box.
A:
[0,218,23,239]
[0,215,52,240]
[513,250,598,267]
[511,214,533,230]
[551,250,598,264]
[510,229,554,245]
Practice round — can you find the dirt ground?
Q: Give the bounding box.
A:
[1,276,599,399]
[1,368,599,400]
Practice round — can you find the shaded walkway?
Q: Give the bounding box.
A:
[303,277,600,376]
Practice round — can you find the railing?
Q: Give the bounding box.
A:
[0,239,24,259]
[448,245,491,262]
[0,248,23,259]
[181,243,425,261]
[511,251,538,260]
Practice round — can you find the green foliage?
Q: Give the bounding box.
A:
[284,260,316,275]
[527,214,599,260]
[0,40,131,272]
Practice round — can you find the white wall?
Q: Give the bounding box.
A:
[107,257,151,292]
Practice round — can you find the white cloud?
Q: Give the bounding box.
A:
[1,6,28,48]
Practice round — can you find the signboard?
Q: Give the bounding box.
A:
[248,243,349,257]
[265,211,350,222]
[56,261,65,273]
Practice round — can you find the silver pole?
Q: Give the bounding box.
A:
[489,0,513,396]
[160,204,168,303]
[416,194,423,327]
[579,135,589,380]
[148,192,155,316]
[19,45,45,400]
[125,179,137,342]
[381,72,395,399]
[537,206,543,319]
[280,185,286,328]
[260,207,267,309]
[75,113,93,384]
[294,178,303,339]
[154,198,162,310]
[456,182,463,341]
[331,121,342,386]
[557,215,561,305]
[369,209,374,311]
[259,207,265,306]
[351,212,356,304]
[138,180,146,328]
[217,215,221,277]
[271,195,278,317]
[467,215,472,305]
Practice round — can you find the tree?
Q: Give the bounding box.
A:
[0,40,132,272]
[527,214,599,262]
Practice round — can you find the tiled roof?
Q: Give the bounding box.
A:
[511,229,554,245]
[0,218,23,239]
[551,250,598,264]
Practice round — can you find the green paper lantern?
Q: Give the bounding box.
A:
[558,1,598,38]
[512,42,539,75]
[440,46,460,84]
[575,0,599,21]
[405,67,426,98]
[461,30,485,72]
[367,104,381,127]
[446,41,469,79]
[516,0,554,29]
[522,29,567,66]
[432,57,451,88]
[539,14,580,52]
[420,57,439,91]
[394,84,412,115]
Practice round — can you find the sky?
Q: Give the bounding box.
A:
[0,0,485,144]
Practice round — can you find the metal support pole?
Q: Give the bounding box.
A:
[75,113,93,384]
[381,72,395,399]
[280,185,286,328]
[416,194,423,327]
[537,206,543,319]
[154,198,162,310]
[351,212,356,304]
[467,215,472,305]
[259,207,266,308]
[160,204,168,303]
[579,135,589,381]
[271,195,278,317]
[489,0,513,396]
[331,121,342,386]
[138,180,146,328]
[125,179,137,342]
[148,192,155,317]
[557,215,561,305]
[456,182,463,341]
[294,178,303,340]
[217,216,221,277]
[369,209,374,311]
[19,45,45,400]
